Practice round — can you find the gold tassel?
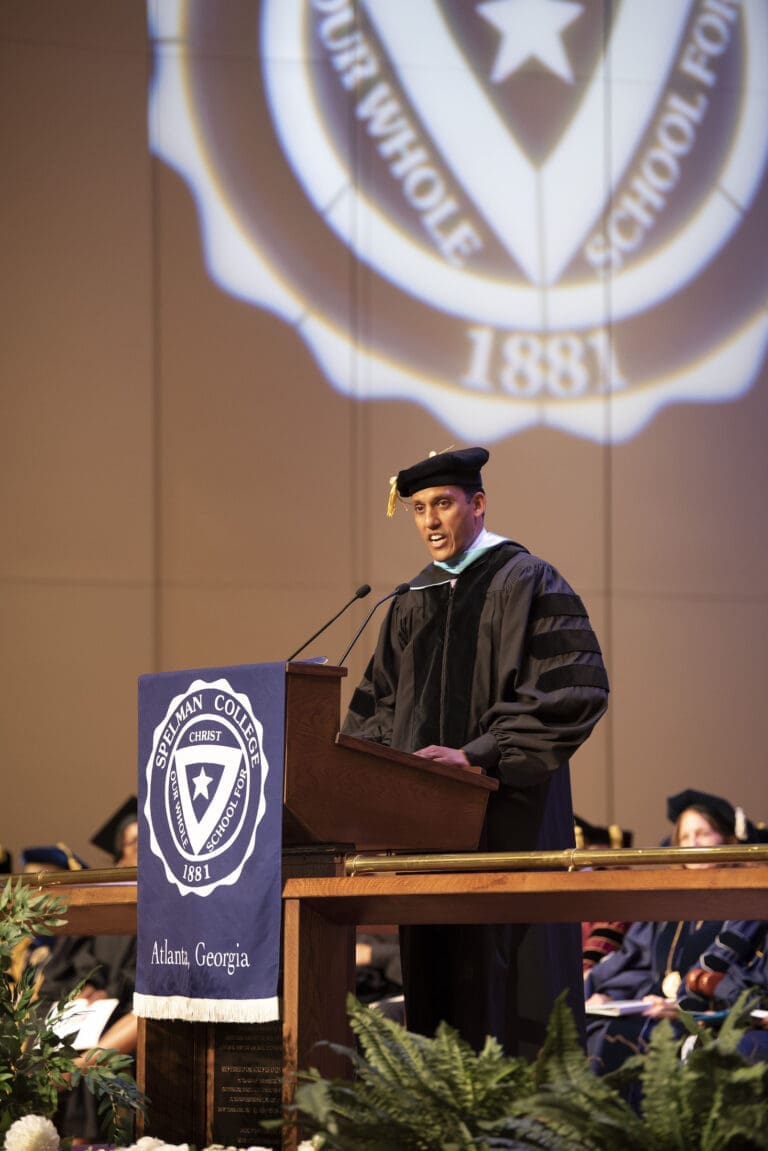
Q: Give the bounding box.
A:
[56,841,83,871]
[386,475,399,518]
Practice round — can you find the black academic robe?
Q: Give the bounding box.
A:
[39,933,137,1140]
[343,540,609,1058]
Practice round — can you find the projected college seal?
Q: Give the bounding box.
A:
[144,678,269,897]
[148,0,768,443]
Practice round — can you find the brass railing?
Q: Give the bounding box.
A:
[13,866,137,887]
[13,845,768,886]
[345,843,768,875]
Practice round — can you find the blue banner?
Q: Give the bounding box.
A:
[134,663,285,1022]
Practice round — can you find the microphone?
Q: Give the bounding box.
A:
[286,584,371,661]
[337,583,410,666]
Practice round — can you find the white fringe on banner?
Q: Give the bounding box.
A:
[133,992,280,1023]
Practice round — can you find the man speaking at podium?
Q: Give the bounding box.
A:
[342,446,609,1058]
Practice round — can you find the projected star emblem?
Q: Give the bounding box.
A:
[477,0,584,84]
[148,0,768,444]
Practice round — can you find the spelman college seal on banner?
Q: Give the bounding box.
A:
[148,0,768,443]
[144,678,267,898]
[135,663,285,1023]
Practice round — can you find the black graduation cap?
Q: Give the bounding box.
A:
[90,796,138,860]
[20,843,88,871]
[666,787,762,843]
[388,447,489,515]
[574,815,633,850]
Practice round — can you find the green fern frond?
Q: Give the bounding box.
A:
[348,995,528,1120]
[510,1086,651,1151]
[347,995,442,1095]
[486,1114,578,1149]
[701,1101,768,1151]
[292,988,768,1151]
[293,997,535,1150]
[615,992,768,1150]
[523,990,652,1149]
[625,1016,688,1144]
[532,992,590,1091]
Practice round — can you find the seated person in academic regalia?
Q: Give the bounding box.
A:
[574,815,633,976]
[38,799,139,1143]
[356,930,404,1022]
[704,945,768,1061]
[682,914,768,1062]
[11,842,89,984]
[585,788,765,1084]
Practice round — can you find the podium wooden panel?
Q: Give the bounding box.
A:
[283,663,497,850]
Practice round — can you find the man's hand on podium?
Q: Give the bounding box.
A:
[414,745,485,774]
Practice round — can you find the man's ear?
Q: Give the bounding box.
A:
[472,491,486,517]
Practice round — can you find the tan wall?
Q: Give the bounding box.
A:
[2,2,768,868]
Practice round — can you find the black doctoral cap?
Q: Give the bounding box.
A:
[573,815,633,850]
[388,447,489,516]
[90,796,138,860]
[666,787,759,842]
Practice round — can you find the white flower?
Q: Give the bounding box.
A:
[225,1143,317,1151]
[121,1141,189,1151]
[121,1139,319,1151]
[4,1115,60,1151]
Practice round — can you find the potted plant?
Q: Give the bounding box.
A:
[286,990,768,1150]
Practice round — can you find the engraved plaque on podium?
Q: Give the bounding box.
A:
[212,1022,283,1150]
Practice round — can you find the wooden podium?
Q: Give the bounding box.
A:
[282,663,498,850]
[139,663,498,1150]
